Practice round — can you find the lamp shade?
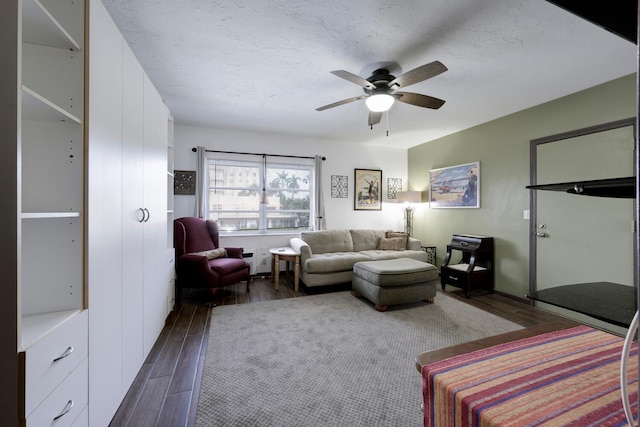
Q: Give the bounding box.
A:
[397,191,422,204]
[365,94,394,112]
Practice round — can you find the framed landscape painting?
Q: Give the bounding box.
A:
[354,169,382,210]
[429,162,480,208]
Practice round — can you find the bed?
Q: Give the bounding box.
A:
[416,320,638,426]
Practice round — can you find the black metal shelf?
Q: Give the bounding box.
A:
[526,282,636,328]
[526,176,635,198]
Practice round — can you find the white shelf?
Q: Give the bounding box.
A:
[22,86,82,124]
[21,309,82,351]
[22,41,83,122]
[22,0,81,50]
[22,212,81,219]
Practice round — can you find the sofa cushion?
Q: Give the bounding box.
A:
[304,252,371,274]
[301,230,353,254]
[360,249,429,263]
[385,231,409,249]
[350,229,387,252]
[377,237,406,251]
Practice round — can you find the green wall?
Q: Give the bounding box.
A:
[408,73,637,299]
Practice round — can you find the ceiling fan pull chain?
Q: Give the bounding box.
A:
[386,110,389,137]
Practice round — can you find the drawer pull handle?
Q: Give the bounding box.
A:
[448,276,458,281]
[53,400,74,421]
[53,346,73,363]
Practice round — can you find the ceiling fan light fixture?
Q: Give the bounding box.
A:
[365,93,394,112]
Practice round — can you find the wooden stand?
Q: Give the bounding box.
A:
[440,234,494,298]
[270,247,300,292]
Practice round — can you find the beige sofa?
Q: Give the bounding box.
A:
[289,229,430,288]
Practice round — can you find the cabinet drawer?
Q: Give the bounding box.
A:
[441,265,468,284]
[26,358,88,427]
[23,310,88,416]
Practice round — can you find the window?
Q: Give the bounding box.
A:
[206,154,315,233]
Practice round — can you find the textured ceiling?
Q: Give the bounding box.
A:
[101,0,637,148]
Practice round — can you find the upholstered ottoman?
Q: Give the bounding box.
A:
[352,258,438,311]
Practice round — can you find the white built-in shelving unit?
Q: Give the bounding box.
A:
[18,0,89,424]
[21,0,86,343]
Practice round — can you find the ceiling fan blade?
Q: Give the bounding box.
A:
[330,70,376,90]
[388,61,447,88]
[315,95,365,111]
[395,92,445,109]
[368,111,383,126]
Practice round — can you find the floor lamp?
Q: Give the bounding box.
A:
[397,191,422,236]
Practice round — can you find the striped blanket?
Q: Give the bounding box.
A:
[421,326,638,426]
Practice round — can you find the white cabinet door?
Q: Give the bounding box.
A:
[142,76,169,355]
[87,0,123,424]
[121,41,146,389]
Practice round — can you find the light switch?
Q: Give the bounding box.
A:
[523,209,530,220]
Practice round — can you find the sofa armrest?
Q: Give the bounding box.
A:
[407,237,421,251]
[290,237,312,262]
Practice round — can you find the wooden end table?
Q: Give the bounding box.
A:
[270,247,300,292]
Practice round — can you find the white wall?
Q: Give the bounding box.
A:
[173,124,409,272]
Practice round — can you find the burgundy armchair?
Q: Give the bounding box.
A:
[174,217,251,299]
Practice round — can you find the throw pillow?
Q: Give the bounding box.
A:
[191,248,227,260]
[385,231,409,249]
[377,237,406,251]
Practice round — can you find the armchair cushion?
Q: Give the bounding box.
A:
[208,257,249,275]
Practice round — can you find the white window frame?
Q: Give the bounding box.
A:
[205,152,316,234]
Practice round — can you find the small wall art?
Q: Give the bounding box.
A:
[174,170,196,195]
[429,162,479,208]
[331,175,348,198]
[354,168,382,210]
[387,178,402,199]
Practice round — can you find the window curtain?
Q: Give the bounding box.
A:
[195,146,206,218]
[315,155,326,230]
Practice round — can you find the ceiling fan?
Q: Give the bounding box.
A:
[316,61,448,127]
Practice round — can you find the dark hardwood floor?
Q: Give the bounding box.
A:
[109,274,570,426]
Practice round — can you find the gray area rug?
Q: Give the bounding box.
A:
[195,291,523,426]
